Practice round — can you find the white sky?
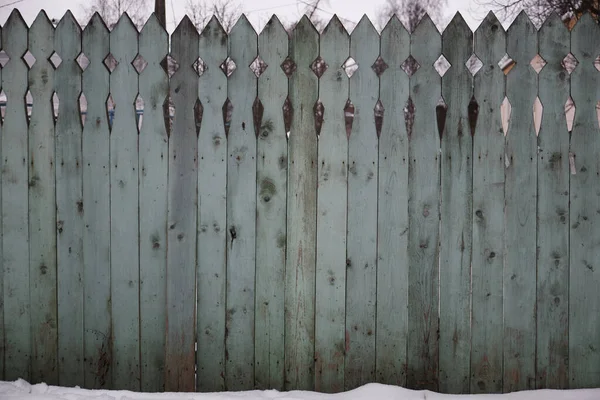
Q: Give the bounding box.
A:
[0,0,505,32]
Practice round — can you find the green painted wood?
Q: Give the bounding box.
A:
[504,11,538,392]
[165,16,198,392]
[314,16,348,393]
[196,16,227,392]
[569,12,600,389]
[376,15,410,387]
[28,11,58,385]
[344,15,378,391]
[536,13,569,390]
[0,24,3,382]
[81,13,112,389]
[406,14,441,391]
[285,15,318,391]
[2,10,30,382]
[439,13,473,394]
[255,15,287,391]
[54,11,84,387]
[138,13,168,392]
[109,15,141,390]
[225,15,257,391]
[471,12,505,394]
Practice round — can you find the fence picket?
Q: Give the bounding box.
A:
[28,11,58,385]
[345,15,378,391]
[197,16,227,392]
[0,23,3,382]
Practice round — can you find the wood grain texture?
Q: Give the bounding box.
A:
[165,16,198,392]
[2,9,30,382]
[471,12,505,394]
[255,15,287,391]
[406,15,441,391]
[284,15,319,391]
[138,14,168,392]
[196,16,227,392]
[569,12,600,389]
[345,15,378,391]
[225,15,257,391]
[536,13,569,390]
[376,15,410,387]
[28,11,58,385]
[439,13,473,394]
[315,16,348,393]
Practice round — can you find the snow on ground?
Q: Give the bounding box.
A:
[1,379,600,400]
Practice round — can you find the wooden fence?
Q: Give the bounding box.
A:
[0,7,599,395]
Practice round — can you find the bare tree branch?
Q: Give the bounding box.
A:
[186,0,242,32]
[376,0,448,31]
[82,0,151,29]
[474,0,599,26]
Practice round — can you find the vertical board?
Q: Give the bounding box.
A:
[196,17,227,392]
[376,15,410,386]
[225,16,258,391]
[138,14,168,392]
[406,15,441,391]
[0,24,3,382]
[109,15,140,390]
[165,16,198,392]
[471,12,505,394]
[81,13,112,389]
[536,13,569,390]
[569,13,600,389]
[2,10,30,382]
[285,15,318,391]
[255,16,287,391]
[55,11,84,387]
[315,16,348,393]
[439,13,473,394]
[345,15,379,390]
[504,12,537,392]
[28,11,58,385]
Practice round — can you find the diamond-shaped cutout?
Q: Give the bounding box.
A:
[280,56,296,77]
[466,53,483,76]
[49,51,62,69]
[371,56,388,77]
[135,93,144,132]
[593,55,600,72]
[374,99,384,137]
[434,54,451,77]
[342,57,358,78]
[565,97,575,132]
[76,53,90,72]
[499,54,516,75]
[561,53,578,75]
[25,90,32,121]
[0,89,6,122]
[283,96,292,137]
[194,98,203,134]
[220,56,236,77]
[161,55,179,78]
[401,55,420,77]
[533,96,543,136]
[132,54,148,74]
[501,96,511,136]
[250,55,268,78]
[193,57,207,77]
[314,100,324,136]
[104,53,118,73]
[52,92,59,122]
[23,50,36,69]
[79,93,87,126]
[106,94,115,130]
[530,54,546,74]
[222,98,233,136]
[0,50,9,68]
[310,56,328,78]
[344,99,354,137]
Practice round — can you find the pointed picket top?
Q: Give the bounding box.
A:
[352,14,378,41]
[32,10,54,31]
[293,14,319,37]
[172,15,199,66]
[112,12,138,36]
[539,10,562,31]
[201,15,226,38]
[322,14,348,37]
[84,12,110,36]
[262,14,286,36]
[56,10,81,33]
[475,11,505,37]
[474,11,506,66]
[539,11,568,68]
[411,13,440,67]
[141,13,168,37]
[30,11,55,60]
[508,10,537,36]
[4,8,27,54]
[412,13,437,36]
[442,12,472,71]
[571,12,599,60]
[173,15,198,38]
[230,13,256,37]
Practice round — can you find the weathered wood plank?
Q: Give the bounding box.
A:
[28,11,58,385]
[165,16,198,392]
[376,15,410,387]
[536,12,569,390]
[315,16,348,393]
[225,15,258,391]
[0,24,3,382]
[569,12,600,389]
[471,12,505,394]
[285,15,319,391]
[138,13,168,392]
[55,11,84,387]
[81,13,112,389]
[345,15,378,391]
[2,9,31,382]
[406,14,441,391]
[255,15,287,391]
[109,15,140,390]
[439,13,473,394]
[504,11,538,392]
[196,16,227,393]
